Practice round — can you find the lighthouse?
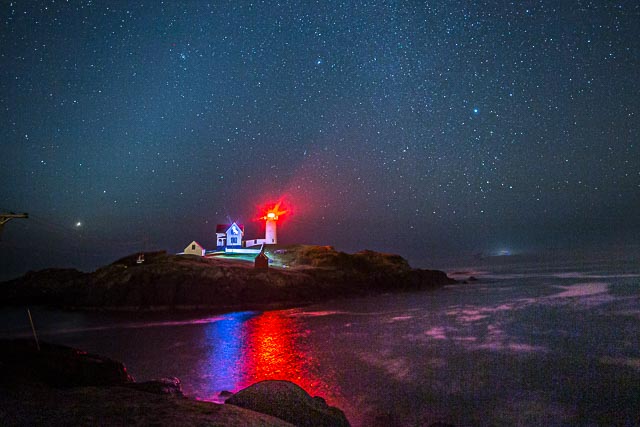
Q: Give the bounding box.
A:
[262,211,278,244]
[241,202,287,248]
[259,202,286,245]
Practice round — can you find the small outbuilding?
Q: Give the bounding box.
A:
[184,240,205,256]
[254,250,269,270]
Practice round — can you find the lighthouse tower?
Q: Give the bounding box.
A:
[263,211,278,244]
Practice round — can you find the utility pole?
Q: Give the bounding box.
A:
[0,212,28,239]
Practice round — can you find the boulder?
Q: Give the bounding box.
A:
[226,380,350,427]
[0,339,133,387]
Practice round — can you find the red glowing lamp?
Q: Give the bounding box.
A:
[259,201,288,222]
[256,201,290,244]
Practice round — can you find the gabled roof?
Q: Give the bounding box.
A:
[186,240,204,249]
[226,222,244,236]
[216,223,244,233]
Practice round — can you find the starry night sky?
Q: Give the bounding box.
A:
[1,1,639,279]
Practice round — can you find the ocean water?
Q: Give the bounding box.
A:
[2,255,639,426]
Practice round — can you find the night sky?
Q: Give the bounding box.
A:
[1,1,639,279]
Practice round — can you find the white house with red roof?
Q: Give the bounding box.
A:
[215,222,244,250]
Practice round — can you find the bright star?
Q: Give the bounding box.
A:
[473,107,480,115]
[75,221,82,227]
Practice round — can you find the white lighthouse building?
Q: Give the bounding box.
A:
[244,208,282,248]
[264,211,278,244]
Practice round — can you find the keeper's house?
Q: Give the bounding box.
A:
[216,222,244,250]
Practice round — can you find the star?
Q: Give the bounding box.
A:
[0,0,637,278]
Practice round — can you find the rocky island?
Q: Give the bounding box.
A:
[1,245,454,311]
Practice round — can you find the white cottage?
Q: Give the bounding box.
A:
[184,240,205,256]
[216,222,245,249]
[226,222,243,248]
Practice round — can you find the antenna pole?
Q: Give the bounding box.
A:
[0,212,28,240]
[27,308,40,351]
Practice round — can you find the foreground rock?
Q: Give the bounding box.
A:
[227,380,350,427]
[126,376,183,396]
[0,246,455,311]
[0,339,348,426]
[0,339,133,387]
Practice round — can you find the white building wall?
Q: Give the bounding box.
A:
[265,220,277,244]
[184,241,205,256]
[226,223,243,247]
[225,247,261,255]
[245,238,267,247]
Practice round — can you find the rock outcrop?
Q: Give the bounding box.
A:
[0,246,455,311]
[0,339,133,387]
[226,380,350,427]
[0,339,349,426]
[126,376,184,396]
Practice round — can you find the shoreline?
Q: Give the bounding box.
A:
[0,338,351,426]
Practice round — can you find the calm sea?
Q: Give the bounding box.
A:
[2,254,639,426]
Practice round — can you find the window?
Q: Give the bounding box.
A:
[191,244,195,250]
[231,237,238,244]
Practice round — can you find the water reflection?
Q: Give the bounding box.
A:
[241,311,320,394]
[203,311,256,394]
[203,310,335,402]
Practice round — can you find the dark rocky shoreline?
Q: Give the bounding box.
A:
[0,247,458,426]
[0,246,454,311]
[0,339,349,426]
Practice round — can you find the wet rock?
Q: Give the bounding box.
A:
[226,380,350,427]
[126,377,183,396]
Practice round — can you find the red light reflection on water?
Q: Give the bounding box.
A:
[243,312,303,381]
[238,311,337,402]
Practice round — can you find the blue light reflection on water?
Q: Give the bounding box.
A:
[202,311,256,395]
